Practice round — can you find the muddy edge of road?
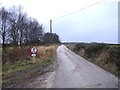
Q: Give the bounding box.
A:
[24,55,58,88]
[2,52,58,88]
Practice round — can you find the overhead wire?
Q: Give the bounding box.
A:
[53,0,104,21]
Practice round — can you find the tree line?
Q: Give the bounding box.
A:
[0,6,61,46]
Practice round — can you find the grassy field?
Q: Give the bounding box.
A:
[2,45,58,87]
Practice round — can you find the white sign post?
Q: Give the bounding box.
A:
[31,47,37,61]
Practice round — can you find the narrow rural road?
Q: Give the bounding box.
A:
[51,45,118,88]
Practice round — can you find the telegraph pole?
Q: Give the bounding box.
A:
[50,20,52,33]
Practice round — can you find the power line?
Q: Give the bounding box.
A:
[50,0,104,33]
[53,0,104,21]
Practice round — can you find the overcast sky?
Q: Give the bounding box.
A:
[0,0,119,44]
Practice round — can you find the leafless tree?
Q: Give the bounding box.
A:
[0,7,10,45]
[0,6,45,46]
[25,19,44,45]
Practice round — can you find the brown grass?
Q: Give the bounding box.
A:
[2,45,58,87]
[66,43,120,77]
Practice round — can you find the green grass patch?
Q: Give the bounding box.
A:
[2,45,57,87]
[2,58,51,76]
[2,57,55,87]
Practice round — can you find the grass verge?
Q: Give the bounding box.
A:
[2,57,55,87]
[66,43,120,78]
[2,45,57,87]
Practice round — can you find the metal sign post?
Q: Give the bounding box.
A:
[31,54,36,61]
[31,47,38,62]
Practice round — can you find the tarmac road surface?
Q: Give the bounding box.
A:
[51,45,119,88]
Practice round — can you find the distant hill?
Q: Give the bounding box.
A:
[44,33,61,45]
